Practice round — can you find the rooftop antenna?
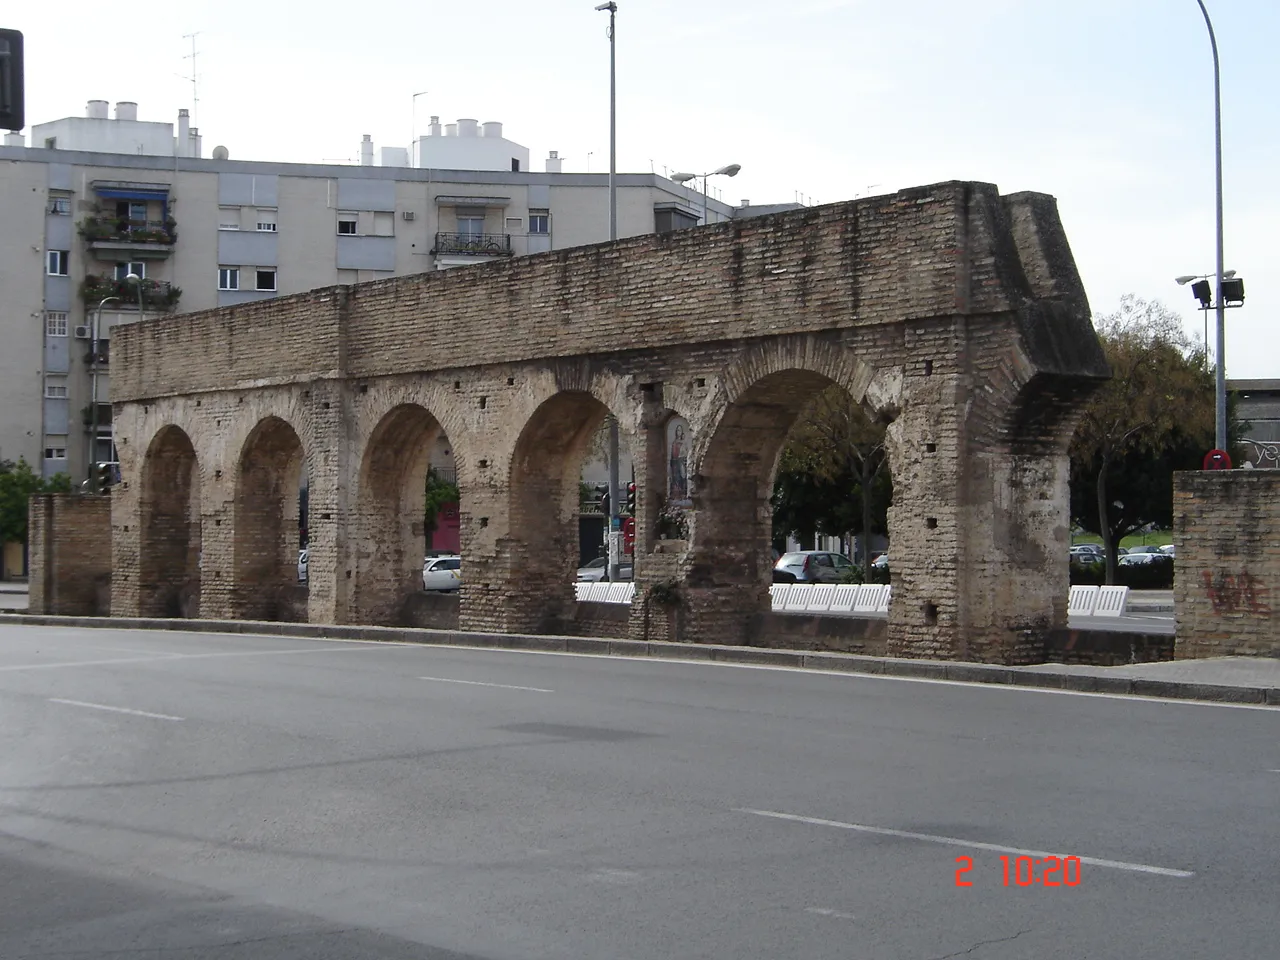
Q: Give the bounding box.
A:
[181,32,201,128]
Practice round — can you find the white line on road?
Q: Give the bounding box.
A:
[0,644,380,674]
[806,907,857,920]
[48,698,184,721]
[736,808,1195,878]
[419,676,553,693]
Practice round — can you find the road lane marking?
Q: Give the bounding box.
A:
[735,808,1195,878]
[49,698,184,721]
[0,644,379,673]
[806,907,857,920]
[419,676,553,693]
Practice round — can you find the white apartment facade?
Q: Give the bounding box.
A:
[0,101,760,486]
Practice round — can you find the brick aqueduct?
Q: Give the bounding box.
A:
[110,181,1109,664]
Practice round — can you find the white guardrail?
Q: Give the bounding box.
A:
[574,581,891,615]
[575,582,1129,619]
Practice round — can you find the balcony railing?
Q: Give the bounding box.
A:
[431,232,512,257]
[79,216,178,246]
[80,275,183,312]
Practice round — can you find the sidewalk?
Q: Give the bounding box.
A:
[0,581,28,594]
[2,612,1277,706]
[1127,589,1173,612]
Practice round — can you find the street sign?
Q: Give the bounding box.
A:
[1203,449,1232,470]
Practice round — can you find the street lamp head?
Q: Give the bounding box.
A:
[713,163,741,177]
[125,272,141,283]
[595,1,616,10]
[671,172,696,183]
[1175,275,1198,285]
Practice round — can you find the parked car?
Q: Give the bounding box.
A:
[1159,544,1176,556]
[1070,544,1103,560]
[297,548,308,582]
[1118,551,1169,567]
[576,557,634,581]
[1125,545,1166,556]
[872,553,890,570]
[774,551,857,584]
[422,555,462,592]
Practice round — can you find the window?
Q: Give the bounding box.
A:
[44,441,67,460]
[45,312,69,337]
[511,158,520,172]
[456,207,486,238]
[529,210,550,234]
[337,212,358,235]
[256,209,277,232]
[48,196,71,215]
[47,250,70,275]
[218,267,240,291]
[113,261,146,281]
[44,376,68,399]
[218,207,241,230]
[255,269,277,292]
[44,137,57,149]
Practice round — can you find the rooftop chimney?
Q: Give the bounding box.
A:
[428,116,441,137]
[360,134,374,166]
[444,122,457,137]
[545,150,563,174]
[177,109,190,157]
[87,100,109,119]
[3,132,24,146]
[115,101,138,122]
[457,118,478,137]
[482,121,503,139]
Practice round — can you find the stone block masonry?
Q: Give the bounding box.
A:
[107,181,1109,663]
[29,494,112,616]
[1174,470,1280,658]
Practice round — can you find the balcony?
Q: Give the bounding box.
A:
[80,275,183,313]
[430,232,512,257]
[79,215,178,259]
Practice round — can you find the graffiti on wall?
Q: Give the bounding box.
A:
[1201,571,1272,617]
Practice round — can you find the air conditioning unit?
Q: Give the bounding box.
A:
[401,211,416,221]
[74,325,91,339]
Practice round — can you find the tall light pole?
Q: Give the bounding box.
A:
[596,1,621,579]
[411,90,428,167]
[672,164,742,225]
[88,295,119,488]
[1194,0,1227,451]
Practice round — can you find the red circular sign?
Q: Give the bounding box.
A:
[1203,449,1233,470]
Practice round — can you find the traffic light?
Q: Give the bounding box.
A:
[625,482,636,515]
[0,30,24,133]
[94,461,115,493]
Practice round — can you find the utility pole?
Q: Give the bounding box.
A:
[597,1,622,580]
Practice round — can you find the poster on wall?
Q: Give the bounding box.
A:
[666,416,691,504]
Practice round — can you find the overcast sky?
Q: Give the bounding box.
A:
[11,0,1277,377]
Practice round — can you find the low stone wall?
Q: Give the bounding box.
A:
[399,591,461,630]
[747,613,889,655]
[1043,628,1175,666]
[543,601,631,639]
[28,494,112,616]
[1174,470,1280,658]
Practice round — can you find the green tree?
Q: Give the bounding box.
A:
[423,467,460,542]
[0,458,72,545]
[1069,296,1213,583]
[771,386,890,577]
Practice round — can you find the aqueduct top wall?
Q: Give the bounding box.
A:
[109,181,1110,663]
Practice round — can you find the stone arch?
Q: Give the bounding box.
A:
[674,339,893,644]
[503,389,624,632]
[232,415,308,621]
[352,402,454,625]
[138,424,201,618]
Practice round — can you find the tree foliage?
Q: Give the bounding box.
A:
[771,386,891,577]
[1069,295,1213,582]
[423,467,460,535]
[0,458,72,544]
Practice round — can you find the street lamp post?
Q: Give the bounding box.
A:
[1175,269,1236,371]
[88,295,119,489]
[1193,0,1228,451]
[595,1,620,578]
[671,164,742,225]
[411,90,428,167]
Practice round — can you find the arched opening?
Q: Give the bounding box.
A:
[686,368,892,640]
[233,416,307,621]
[508,391,629,632]
[139,425,201,618]
[577,417,637,578]
[353,404,456,626]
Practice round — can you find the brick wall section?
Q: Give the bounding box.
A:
[1174,471,1280,658]
[28,494,112,616]
[108,182,1110,663]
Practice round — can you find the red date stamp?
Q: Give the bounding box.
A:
[955,855,1082,887]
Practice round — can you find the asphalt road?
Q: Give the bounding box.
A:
[0,624,1275,959]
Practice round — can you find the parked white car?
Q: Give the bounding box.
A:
[297,548,308,582]
[422,555,462,592]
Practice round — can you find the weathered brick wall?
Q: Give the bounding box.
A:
[1174,471,1280,658]
[28,494,112,616]
[107,182,1109,663]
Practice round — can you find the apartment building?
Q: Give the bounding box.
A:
[0,100,759,486]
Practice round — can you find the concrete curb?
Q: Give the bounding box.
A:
[2,612,1276,706]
